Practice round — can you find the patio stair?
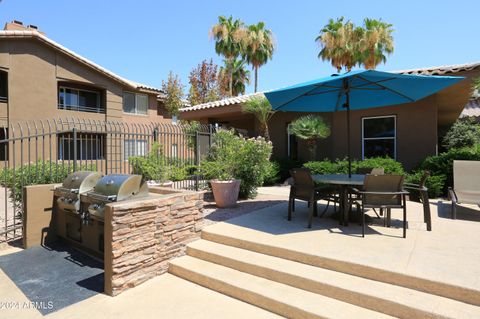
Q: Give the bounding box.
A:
[169,236,480,318]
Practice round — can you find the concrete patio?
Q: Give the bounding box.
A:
[1,186,480,318]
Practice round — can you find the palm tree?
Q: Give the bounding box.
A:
[242,95,274,140]
[220,58,250,96]
[289,115,331,159]
[316,17,393,72]
[242,22,275,92]
[316,17,363,72]
[211,16,244,96]
[361,18,394,69]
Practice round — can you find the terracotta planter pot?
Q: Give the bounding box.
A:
[210,179,241,208]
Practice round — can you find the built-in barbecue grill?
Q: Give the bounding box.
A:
[81,174,148,221]
[54,171,102,213]
[54,172,148,259]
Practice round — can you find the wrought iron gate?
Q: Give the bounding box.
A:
[0,118,213,243]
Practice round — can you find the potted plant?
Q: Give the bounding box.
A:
[200,130,242,208]
[200,129,273,207]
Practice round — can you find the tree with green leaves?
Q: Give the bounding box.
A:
[219,58,250,97]
[316,17,394,72]
[211,16,244,96]
[242,22,275,92]
[242,95,274,140]
[316,17,363,72]
[289,115,331,159]
[161,71,184,116]
[474,77,480,92]
[362,18,394,69]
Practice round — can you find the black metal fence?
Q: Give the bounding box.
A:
[0,118,213,243]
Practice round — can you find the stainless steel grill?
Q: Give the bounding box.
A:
[54,172,148,258]
[54,171,102,213]
[81,174,148,221]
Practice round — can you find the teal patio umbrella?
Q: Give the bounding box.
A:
[264,70,464,176]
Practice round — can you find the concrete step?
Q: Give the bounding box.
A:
[187,239,480,319]
[169,255,394,319]
[201,227,480,306]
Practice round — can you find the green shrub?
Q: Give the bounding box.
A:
[263,161,280,186]
[129,143,167,182]
[405,171,445,199]
[0,161,96,209]
[419,144,480,194]
[442,117,480,149]
[304,157,404,175]
[303,159,339,174]
[358,157,405,174]
[200,129,273,198]
[165,165,197,181]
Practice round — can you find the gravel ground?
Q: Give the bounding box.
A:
[202,192,287,227]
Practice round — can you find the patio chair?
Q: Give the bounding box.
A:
[404,171,432,231]
[289,168,338,228]
[448,160,480,219]
[352,175,408,238]
[351,167,385,218]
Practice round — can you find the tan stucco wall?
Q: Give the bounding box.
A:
[180,94,439,171]
[0,38,165,125]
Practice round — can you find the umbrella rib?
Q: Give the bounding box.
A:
[272,85,323,111]
[353,75,416,102]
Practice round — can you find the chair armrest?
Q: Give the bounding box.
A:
[448,187,457,203]
[404,185,428,192]
[355,190,410,195]
[350,187,362,194]
[404,182,420,187]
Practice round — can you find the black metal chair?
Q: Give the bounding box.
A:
[404,171,432,231]
[352,175,409,238]
[288,168,338,228]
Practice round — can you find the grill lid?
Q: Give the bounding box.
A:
[56,171,102,195]
[90,174,148,201]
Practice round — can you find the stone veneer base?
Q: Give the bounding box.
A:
[104,187,205,296]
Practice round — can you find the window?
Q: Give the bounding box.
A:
[0,128,8,161]
[362,116,396,159]
[0,71,7,102]
[58,86,103,113]
[123,92,148,115]
[124,139,147,161]
[58,133,105,160]
[286,123,298,160]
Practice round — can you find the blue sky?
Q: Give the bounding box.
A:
[1,0,478,93]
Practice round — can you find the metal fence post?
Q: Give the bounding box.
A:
[195,131,200,191]
[72,127,78,172]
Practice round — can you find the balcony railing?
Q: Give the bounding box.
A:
[58,104,106,114]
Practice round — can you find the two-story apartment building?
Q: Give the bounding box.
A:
[0,21,170,124]
[0,21,173,164]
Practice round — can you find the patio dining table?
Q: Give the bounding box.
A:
[313,174,365,226]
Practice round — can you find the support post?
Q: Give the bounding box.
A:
[72,127,78,172]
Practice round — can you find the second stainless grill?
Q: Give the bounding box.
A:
[81,174,148,220]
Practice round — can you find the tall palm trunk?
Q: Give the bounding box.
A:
[264,122,270,141]
[254,66,258,93]
[228,57,233,96]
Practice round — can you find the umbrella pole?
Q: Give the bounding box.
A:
[347,103,351,178]
[343,79,352,178]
